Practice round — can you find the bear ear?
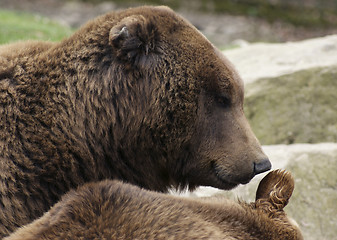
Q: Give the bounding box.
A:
[255,169,294,210]
[109,15,159,67]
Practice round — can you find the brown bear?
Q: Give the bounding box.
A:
[0,6,270,237]
[4,170,302,240]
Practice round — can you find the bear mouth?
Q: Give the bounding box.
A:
[211,161,252,189]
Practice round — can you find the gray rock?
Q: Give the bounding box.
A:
[224,35,337,83]
[244,66,337,145]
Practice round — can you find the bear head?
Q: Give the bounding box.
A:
[66,6,271,191]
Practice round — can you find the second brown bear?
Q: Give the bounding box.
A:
[5,170,302,240]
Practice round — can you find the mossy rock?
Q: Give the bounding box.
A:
[244,66,337,145]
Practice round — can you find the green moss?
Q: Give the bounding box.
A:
[0,10,73,44]
[244,66,337,145]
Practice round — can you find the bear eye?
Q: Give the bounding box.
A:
[214,95,231,108]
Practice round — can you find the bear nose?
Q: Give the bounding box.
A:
[254,158,272,175]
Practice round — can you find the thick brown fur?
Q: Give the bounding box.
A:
[5,170,303,240]
[0,6,270,236]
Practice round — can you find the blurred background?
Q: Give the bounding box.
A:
[1,0,337,47]
[1,1,336,239]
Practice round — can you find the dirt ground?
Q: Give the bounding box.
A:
[1,0,337,46]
